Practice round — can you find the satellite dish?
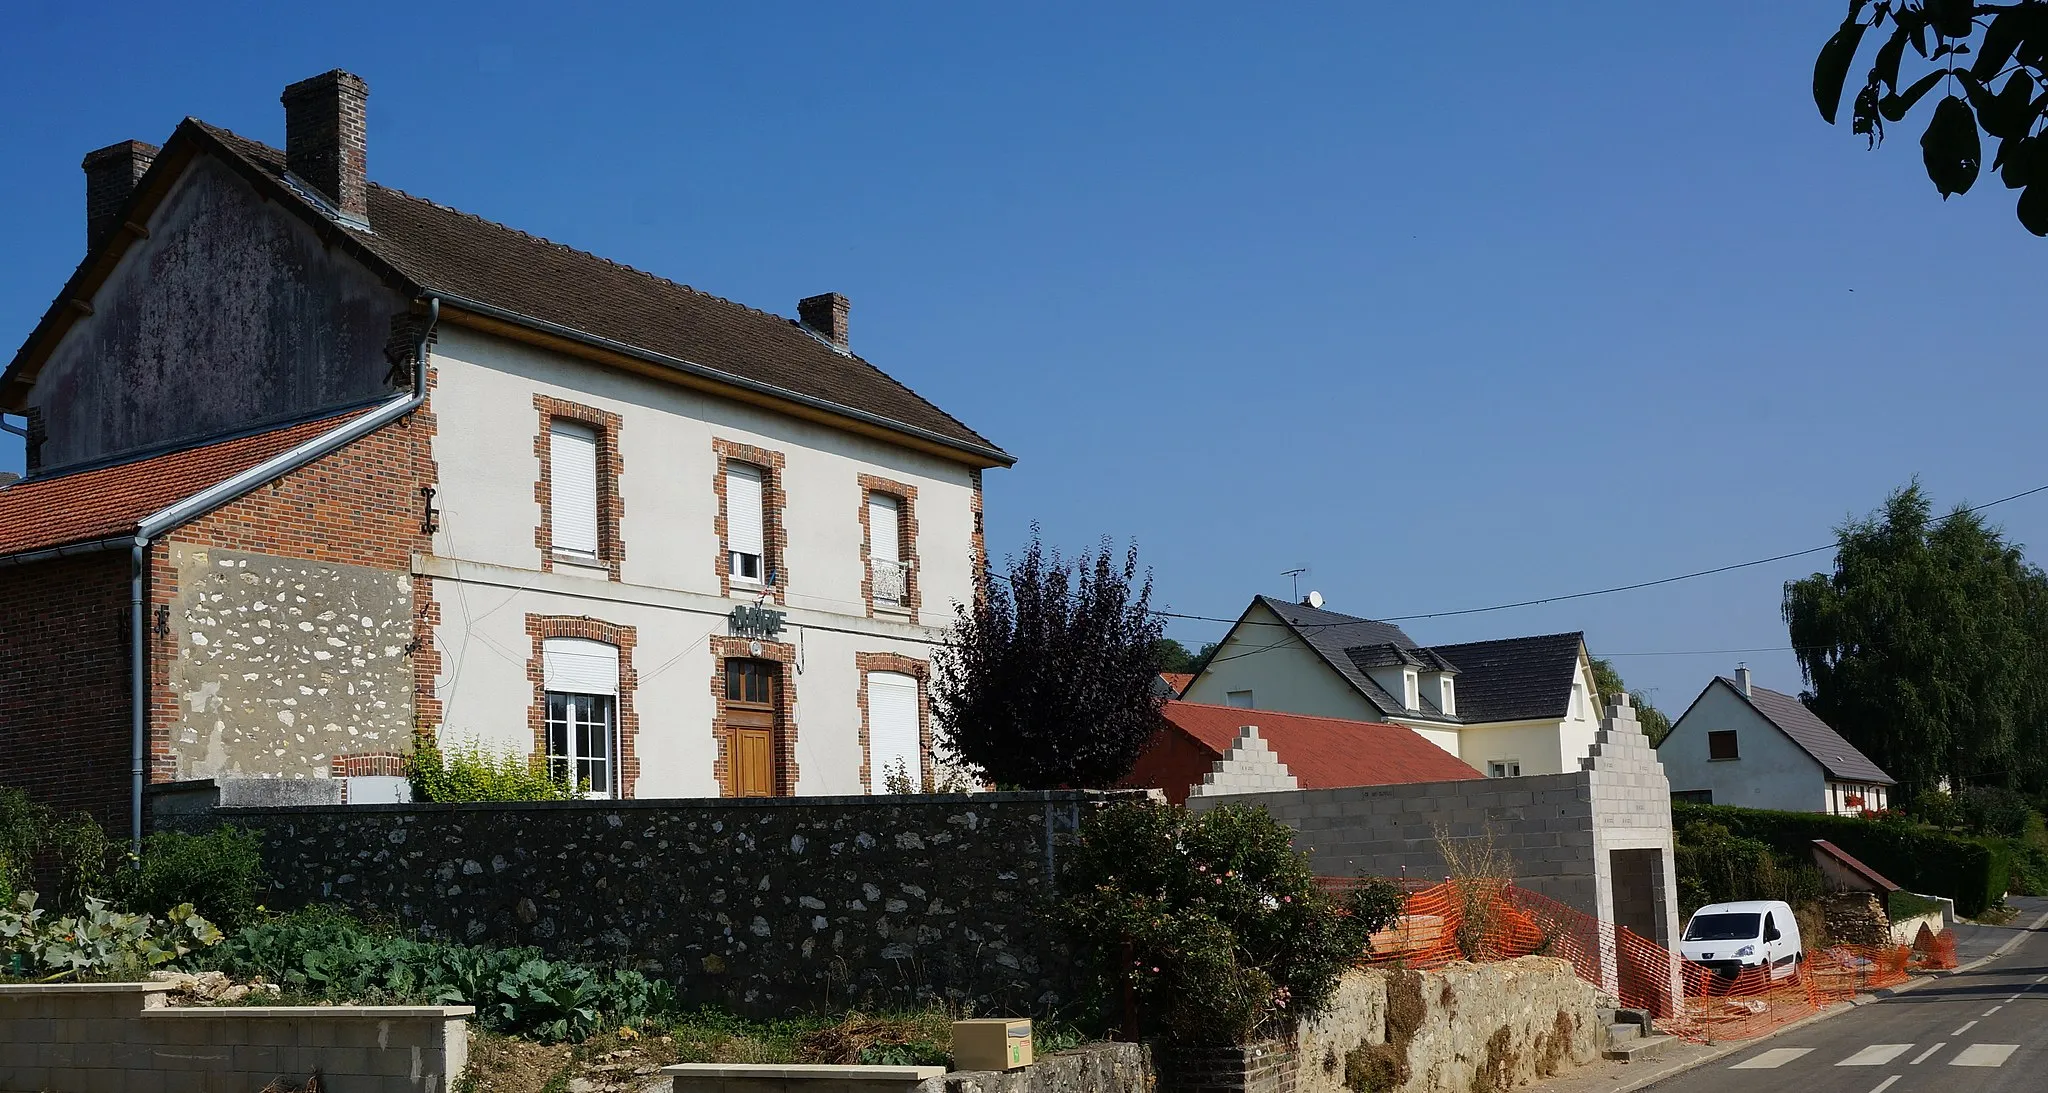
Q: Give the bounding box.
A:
[1306,590,1324,609]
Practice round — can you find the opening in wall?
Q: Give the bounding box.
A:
[543,637,620,797]
[724,657,782,797]
[868,671,922,793]
[727,464,766,586]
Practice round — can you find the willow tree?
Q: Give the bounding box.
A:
[1783,481,2048,797]
[932,530,1167,789]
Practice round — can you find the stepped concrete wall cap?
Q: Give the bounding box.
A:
[663,1064,949,1080]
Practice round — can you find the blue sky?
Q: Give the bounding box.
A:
[2,2,2043,714]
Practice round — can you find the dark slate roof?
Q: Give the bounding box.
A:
[1252,596,1448,723]
[1242,597,1584,726]
[0,119,1008,465]
[1722,680,1896,786]
[1426,633,1586,723]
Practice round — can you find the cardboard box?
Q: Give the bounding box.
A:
[952,1018,1033,1071]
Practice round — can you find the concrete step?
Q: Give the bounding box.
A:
[1602,1035,1675,1063]
[1605,1023,1640,1044]
[1613,1007,1652,1028]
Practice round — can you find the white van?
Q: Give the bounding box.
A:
[1679,900,1803,980]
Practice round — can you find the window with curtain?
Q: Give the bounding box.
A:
[543,637,619,797]
[727,463,766,584]
[549,421,600,557]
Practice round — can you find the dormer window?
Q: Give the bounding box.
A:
[1403,670,1418,709]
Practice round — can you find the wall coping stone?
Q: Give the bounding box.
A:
[146,1004,477,1018]
[0,982,172,996]
[663,1064,948,1080]
[210,788,1145,816]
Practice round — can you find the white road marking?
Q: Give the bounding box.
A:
[1731,1048,1813,1070]
[1910,1043,1946,1064]
[1951,1020,1979,1036]
[1865,1076,1901,1093]
[1983,1005,2004,1016]
[1950,1044,2019,1068]
[1838,1045,1914,1066]
[2036,975,2047,984]
[2006,994,2021,1002]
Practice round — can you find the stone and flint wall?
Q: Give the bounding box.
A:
[0,982,469,1093]
[200,791,1139,1015]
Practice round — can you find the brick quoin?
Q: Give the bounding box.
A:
[0,552,133,828]
[854,651,933,793]
[525,615,640,798]
[708,634,799,796]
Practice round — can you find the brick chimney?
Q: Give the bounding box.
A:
[798,293,850,350]
[281,70,370,223]
[82,140,158,251]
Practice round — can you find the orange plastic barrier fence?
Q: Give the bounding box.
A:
[1324,878,1956,1043]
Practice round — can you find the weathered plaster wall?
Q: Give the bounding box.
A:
[198,791,1139,1016]
[165,544,413,782]
[28,154,406,471]
[1293,962,1604,1093]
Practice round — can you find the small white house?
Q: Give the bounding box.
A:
[1658,668,1895,815]
[1180,595,1606,776]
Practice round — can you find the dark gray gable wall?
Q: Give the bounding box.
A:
[27,154,408,473]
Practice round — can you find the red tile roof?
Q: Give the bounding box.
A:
[1158,672,1195,696]
[0,411,364,557]
[1161,700,1483,789]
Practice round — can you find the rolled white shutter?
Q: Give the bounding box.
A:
[543,637,619,696]
[868,493,900,563]
[868,672,921,790]
[727,464,765,558]
[550,422,600,555]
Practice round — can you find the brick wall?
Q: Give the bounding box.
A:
[152,403,436,785]
[0,552,132,827]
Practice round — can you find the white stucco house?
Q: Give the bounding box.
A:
[1180,595,1607,776]
[1658,668,1894,815]
[0,71,1009,821]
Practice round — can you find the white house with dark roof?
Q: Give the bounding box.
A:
[0,71,1008,834]
[1658,668,1895,815]
[1180,595,1606,776]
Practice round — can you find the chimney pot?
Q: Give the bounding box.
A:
[82,140,158,251]
[281,70,370,223]
[1735,664,1752,697]
[799,292,850,349]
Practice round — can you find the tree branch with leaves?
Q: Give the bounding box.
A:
[1816,0,2048,232]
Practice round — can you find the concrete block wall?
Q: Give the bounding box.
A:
[0,982,471,1093]
[1188,726,1300,798]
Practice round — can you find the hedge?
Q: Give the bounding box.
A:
[1672,803,2008,917]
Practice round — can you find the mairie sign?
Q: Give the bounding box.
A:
[729,604,787,639]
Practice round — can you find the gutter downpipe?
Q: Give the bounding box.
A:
[122,296,438,855]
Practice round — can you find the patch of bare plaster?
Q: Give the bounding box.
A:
[168,544,413,781]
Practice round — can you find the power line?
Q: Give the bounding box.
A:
[1153,480,2048,630]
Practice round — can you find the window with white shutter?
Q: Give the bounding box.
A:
[549,421,600,557]
[868,492,907,609]
[542,637,619,798]
[727,464,766,584]
[868,671,922,793]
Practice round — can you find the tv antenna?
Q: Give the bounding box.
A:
[1282,567,1310,600]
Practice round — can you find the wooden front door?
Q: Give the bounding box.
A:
[725,658,780,797]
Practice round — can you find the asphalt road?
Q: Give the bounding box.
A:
[1645,899,2048,1093]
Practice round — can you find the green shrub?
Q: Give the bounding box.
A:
[1059,801,1401,1045]
[113,827,267,931]
[407,740,574,803]
[1673,803,2004,916]
[0,788,114,914]
[1673,821,1824,915]
[188,910,674,1042]
[1956,786,2034,838]
[1886,889,1943,920]
[2,891,222,981]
